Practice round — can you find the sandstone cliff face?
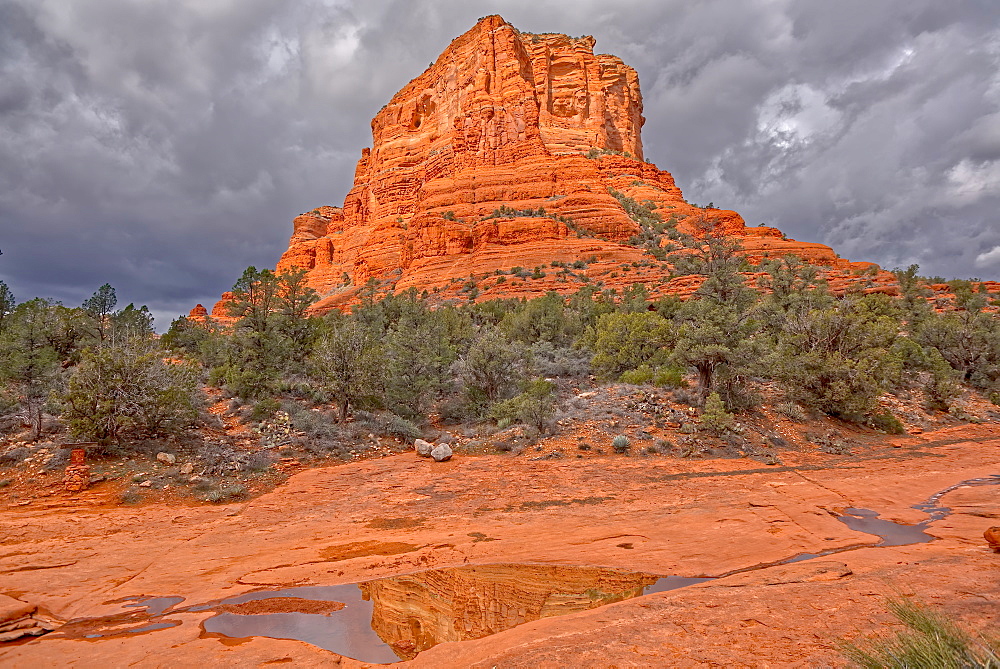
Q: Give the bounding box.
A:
[206,15,888,317]
[268,15,755,311]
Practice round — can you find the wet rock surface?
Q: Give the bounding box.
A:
[1,425,998,666]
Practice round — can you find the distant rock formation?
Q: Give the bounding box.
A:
[202,15,912,317]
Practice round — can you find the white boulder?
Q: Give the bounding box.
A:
[414,439,434,457]
[431,444,453,462]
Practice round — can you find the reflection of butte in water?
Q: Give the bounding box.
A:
[360,564,659,659]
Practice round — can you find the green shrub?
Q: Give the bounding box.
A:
[291,408,339,440]
[840,597,1000,668]
[250,398,281,422]
[868,411,905,434]
[207,365,229,388]
[619,365,686,387]
[700,392,735,433]
[619,365,654,385]
[776,402,808,422]
[489,379,556,431]
[61,337,201,445]
[202,483,248,504]
[653,366,687,388]
[119,488,143,505]
[355,411,421,442]
[612,434,630,453]
[585,312,674,379]
[773,299,902,417]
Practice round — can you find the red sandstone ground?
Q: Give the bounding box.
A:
[1,421,997,667]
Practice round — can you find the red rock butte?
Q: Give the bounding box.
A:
[196,14,917,320]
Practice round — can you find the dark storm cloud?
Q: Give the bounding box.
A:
[0,1,998,329]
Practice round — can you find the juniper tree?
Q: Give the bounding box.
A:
[670,214,750,305]
[309,319,383,422]
[274,267,320,365]
[915,309,1000,389]
[500,291,582,345]
[757,255,832,322]
[111,303,154,340]
[223,266,319,397]
[383,310,462,418]
[454,326,525,414]
[61,336,200,445]
[82,283,117,341]
[584,311,674,379]
[671,297,764,409]
[893,264,933,326]
[772,296,902,417]
[0,299,61,439]
[0,281,14,335]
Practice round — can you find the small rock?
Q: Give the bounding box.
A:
[179,462,194,475]
[414,439,434,457]
[156,452,176,465]
[431,444,453,462]
[985,526,1000,552]
[138,480,152,488]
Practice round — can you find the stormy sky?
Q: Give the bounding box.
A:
[1,0,998,329]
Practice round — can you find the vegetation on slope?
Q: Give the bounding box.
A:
[1,229,999,494]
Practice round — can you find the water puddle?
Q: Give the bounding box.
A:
[839,474,1000,547]
[913,474,1000,522]
[206,564,668,661]
[28,474,999,662]
[204,584,397,663]
[643,575,715,594]
[43,612,183,641]
[837,507,934,546]
[731,474,1000,571]
[84,621,180,638]
[124,596,186,616]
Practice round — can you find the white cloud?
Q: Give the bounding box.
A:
[756,83,843,148]
[948,159,1000,203]
[975,245,1000,268]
